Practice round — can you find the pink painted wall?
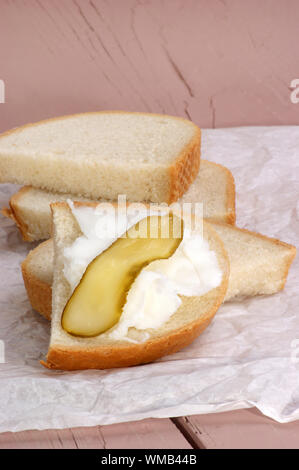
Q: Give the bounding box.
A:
[0,0,298,133]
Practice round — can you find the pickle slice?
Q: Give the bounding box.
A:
[61,213,183,337]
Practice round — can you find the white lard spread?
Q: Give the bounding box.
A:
[63,202,222,342]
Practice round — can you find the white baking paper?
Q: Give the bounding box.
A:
[0,126,298,432]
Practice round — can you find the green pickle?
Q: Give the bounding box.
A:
[61,213,183,337]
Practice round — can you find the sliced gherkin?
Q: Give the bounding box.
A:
[61,213,183,337]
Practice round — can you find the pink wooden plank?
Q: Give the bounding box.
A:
[0,427,105,449]
[0,0,299,133]
[101,418,192,449]
[174,408,299,449]
[0,418,191,449]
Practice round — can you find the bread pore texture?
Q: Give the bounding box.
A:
[0,112,201,203]
[41,202,229,370]
[210,222,296,301]
[22,239,53,321]
[3,160,235,241]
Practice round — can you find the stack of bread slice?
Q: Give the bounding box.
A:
[0,112,296,370]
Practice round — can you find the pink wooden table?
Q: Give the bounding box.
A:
[0,0,298,449]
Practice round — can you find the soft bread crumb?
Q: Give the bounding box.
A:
[4,160,235,241]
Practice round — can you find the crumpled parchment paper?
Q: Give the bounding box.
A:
[0,126,298,432]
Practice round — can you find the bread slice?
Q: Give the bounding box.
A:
[22,239,53,321]
[0,112,201,203]
[21,222,296,321]
[210,222,296,301]
[40,202,229,370]
[3,160,235,241]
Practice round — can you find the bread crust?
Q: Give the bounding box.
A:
[0,111,201,204]
[42,293,226,370]
[1,186,33,241]
[21,240,52,320]
[226,170,236,224]
[168,130,201,203]
[221,164,235,224]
